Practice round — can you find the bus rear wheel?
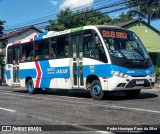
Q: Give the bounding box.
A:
[27,79,36,94]
[124,89,141,98]
[90,80,104,100]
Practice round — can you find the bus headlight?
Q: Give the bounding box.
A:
[111,71,129,78]
[149,72,155,77]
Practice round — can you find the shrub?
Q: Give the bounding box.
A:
[155,66,160,83]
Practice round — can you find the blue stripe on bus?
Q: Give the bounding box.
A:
[83,64,113,78]
[39,60,70,88]
[19,62,154,88]
[39,60,50,88]
[20,69,37,79]
[6,70,11,79]
[34,32,48,41]
[119,66,154,77]
[19,64,154,79]
[83,64,154,77]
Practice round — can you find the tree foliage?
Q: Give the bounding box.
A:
[127,0,160,25]
[0,20,5,37]
[45,8,134,31]
[112,12,133,23]
[45,8,112,31]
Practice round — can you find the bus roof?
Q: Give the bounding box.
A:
[6,25,127,47]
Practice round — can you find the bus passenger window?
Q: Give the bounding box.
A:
[22,42,34,62]
[98,43,108,63]
[84,30,108,63]
[34,39,50,60]
[51,36,69,59]
[64,37,69,57]
[84,30,98,60]
[51,39,56,58]
[7,47,12,64]
[57,37,69,58]
[44,49,49,59]
[21,54,26,62]
[27,50,34,61]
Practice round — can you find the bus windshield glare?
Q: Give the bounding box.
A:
[101,29,150,61]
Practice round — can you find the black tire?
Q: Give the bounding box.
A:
[125,89,141,98]
[90,80,104,100]
[27,79,36,94]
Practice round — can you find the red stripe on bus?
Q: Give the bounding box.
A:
[34,34,38,38]
[30,38,33,42]
[35,61,42,88]
[12,41,21,46]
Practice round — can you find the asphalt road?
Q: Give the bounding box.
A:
[0,86,160,134]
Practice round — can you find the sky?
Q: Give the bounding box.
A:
[0,0,160,32]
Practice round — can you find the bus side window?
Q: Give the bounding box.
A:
[64,37,69,57]
[22,42,34,62]
[51,36,69,59]
[84,30,98,60]
[84,30,108,63]
[27,50,34,61]
[51,38,56,58]
[34,39,50,60]
[43,40,50,59]
[94,32,108,63]
[7,47,12,64]
[57,36,69,58]
[98,42,108,63]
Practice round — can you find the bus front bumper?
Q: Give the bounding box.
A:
[104,75,155,91]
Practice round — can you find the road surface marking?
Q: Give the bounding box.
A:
[0,107,16,113]
[1,92,160,114]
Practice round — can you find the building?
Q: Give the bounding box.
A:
[113,18,160,66]
[0,26,42,85]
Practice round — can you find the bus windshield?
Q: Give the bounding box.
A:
[100,29,150,61]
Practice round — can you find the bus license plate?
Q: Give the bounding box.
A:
[136,80,144,84]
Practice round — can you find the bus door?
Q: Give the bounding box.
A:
[10,46,21,85]
[70,34,84,88]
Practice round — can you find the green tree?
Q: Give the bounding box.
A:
[0,20,5,65]
[127,0,160,25]
[0,20,5,37]
[112,12,133,23]
[45,8,112,31]
[45,8,72,31]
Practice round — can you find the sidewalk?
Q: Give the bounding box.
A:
[142,83,160,92]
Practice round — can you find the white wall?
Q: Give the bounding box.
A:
[8,29,40,44]
[1,29,41,84]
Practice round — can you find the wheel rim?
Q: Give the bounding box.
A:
[92,85,101,96]
[28,82,33,92]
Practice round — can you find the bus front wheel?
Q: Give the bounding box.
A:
[124,89,141,98]
[27,79,36,94]
[90,80,104,100]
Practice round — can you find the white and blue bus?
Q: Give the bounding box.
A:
[5,25,155,100]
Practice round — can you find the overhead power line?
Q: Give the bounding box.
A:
[4,0,132,32]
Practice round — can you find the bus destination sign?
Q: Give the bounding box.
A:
[102,30,127,39]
